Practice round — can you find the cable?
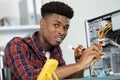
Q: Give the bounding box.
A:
[98,23,112,39]
[90,22,112,76]
[90,60,97,75]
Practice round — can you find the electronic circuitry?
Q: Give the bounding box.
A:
[85,10,120,76]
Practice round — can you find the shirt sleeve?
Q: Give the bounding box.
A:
[4,37,41,80]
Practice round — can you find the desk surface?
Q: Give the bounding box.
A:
[65,75,120,80]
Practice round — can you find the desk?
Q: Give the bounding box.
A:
[65,75,120,80]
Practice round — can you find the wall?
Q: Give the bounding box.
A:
[0,0,20,25]
[0,0,120,77]
[0,0,20,18]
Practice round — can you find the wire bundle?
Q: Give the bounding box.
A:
[90,22,112,76]
[98,23,112,39]
[97,22,112,50]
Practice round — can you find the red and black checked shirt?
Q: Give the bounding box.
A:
[4,31,66,80]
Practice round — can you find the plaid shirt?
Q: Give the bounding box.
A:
[4,31,66,80]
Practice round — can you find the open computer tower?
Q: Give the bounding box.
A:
[85,10,120,76]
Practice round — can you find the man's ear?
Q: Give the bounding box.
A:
[40,18,45,28]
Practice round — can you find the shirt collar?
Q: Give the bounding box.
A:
[32,31,60,56]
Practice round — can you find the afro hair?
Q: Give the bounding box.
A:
[41,1,74,19]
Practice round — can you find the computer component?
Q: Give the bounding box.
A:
[85,10,120,76]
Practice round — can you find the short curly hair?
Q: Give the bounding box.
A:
[41,1,74,19]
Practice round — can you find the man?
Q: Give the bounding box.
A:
[4,1,101,80]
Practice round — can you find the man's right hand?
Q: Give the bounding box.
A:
[76,45,101,69]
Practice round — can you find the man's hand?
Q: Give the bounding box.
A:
[74,44,101,69]
[73,45,85,62]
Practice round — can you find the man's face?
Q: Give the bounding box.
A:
[40,13,70,46]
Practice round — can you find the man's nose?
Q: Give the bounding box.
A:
[58,27,65,35]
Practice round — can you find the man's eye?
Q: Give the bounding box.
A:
[64,26,69,31]
[54,24,60,28]
[64,27,68,31]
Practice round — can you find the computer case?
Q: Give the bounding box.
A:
[85,9,120,76]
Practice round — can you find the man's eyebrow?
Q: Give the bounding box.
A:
[54,20,69,26]
[54,20,61,24]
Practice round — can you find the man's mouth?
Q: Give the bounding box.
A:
[55,37,64,43]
